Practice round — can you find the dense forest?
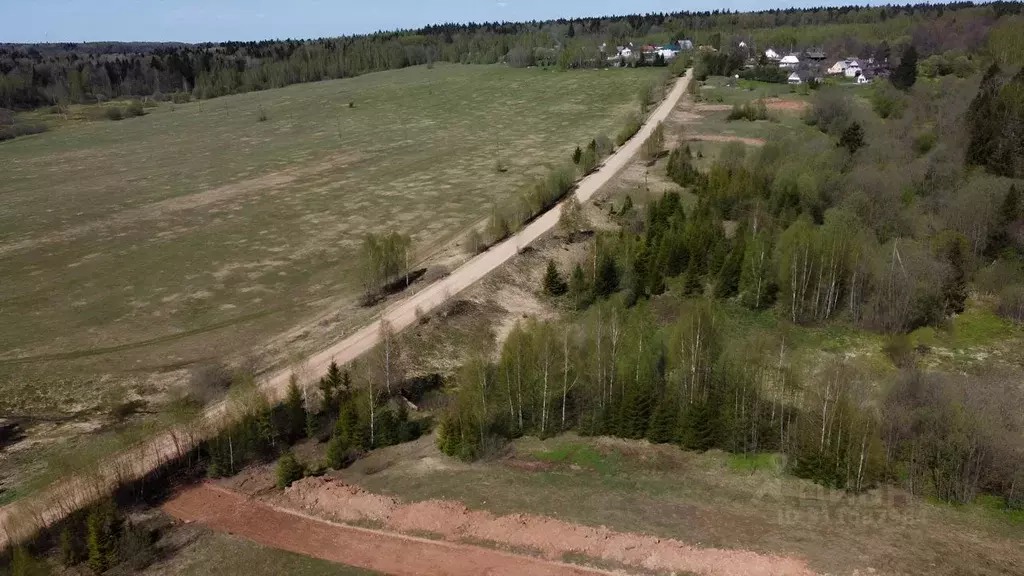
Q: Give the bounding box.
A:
[429,45,1024,507]
[2,3,1024,110]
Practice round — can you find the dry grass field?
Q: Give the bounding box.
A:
[0,63,657,504]
[0,63,656,410]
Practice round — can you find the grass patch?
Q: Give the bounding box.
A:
[533,442,622,475]
[944,305,1019,348]
[973,494,1024,526]
[727,452,783,475]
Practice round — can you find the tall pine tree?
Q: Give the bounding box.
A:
[891,45,918,90]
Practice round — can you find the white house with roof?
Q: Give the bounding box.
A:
[765,48,781,60]
[787,72,803,84]
[780,54,800,68]
[828,59,862,75]
[844,65,863,78]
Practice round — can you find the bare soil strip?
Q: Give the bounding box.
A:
[688,134,767,146]
[273,477,817,576]
[0,71,692,549]
[695,99,808,113]
[163,483,617,576]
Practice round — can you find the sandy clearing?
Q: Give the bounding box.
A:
[0,70,693,550]
[275,476,817,576]
[163,483,618,576]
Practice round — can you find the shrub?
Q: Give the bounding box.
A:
[615,112,642,146]
[997,284,1024,323]
[117,522,156,571]
[0,119,47,142]
[559,195,587,237]
[594,253,619,297]
[487,208,512,244]
[325,436,352,469]
[593,134,614,157]
[60,526,81,567]
[86,501,120,573]
[105,107,124,121]
[726,99,769,122]
[578,146,598,174]
[187,361,233,404]
[642,122,665,162]
[465,227,484,255]
[666,144,703,187]
[913,131,936,155]
[805,88,852,134]
[275,451,304,488]
[124,100,145,117]
[543,260,568,295]
[109,399,147,424]
[839,121,865,154]
[11,547,46,576]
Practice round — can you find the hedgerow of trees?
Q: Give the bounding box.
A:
[3,3,1021,111]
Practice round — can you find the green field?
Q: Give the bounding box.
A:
[0,63,657,416]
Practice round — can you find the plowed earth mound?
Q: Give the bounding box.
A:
[279,476,816,576]
[163,483,616,576]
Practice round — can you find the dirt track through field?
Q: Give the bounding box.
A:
[688,134,767,146]
[163,483,618,576]
[272,477,816,576]
[0,70,692,549]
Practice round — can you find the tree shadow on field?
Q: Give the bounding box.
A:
[360,268,427,307]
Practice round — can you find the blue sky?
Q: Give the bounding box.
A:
[2,0,883,43]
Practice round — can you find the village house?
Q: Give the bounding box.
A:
[657,43,680,60]
[828,58,861,75]
[780,54,800,69]
[765,48,781,61]
[787,71,803,84]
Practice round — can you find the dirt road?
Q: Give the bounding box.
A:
[163,483,619,576]
[0,70,692,549]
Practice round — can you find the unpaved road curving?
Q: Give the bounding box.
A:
[0,70,692,548]
[163,483,618,576]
